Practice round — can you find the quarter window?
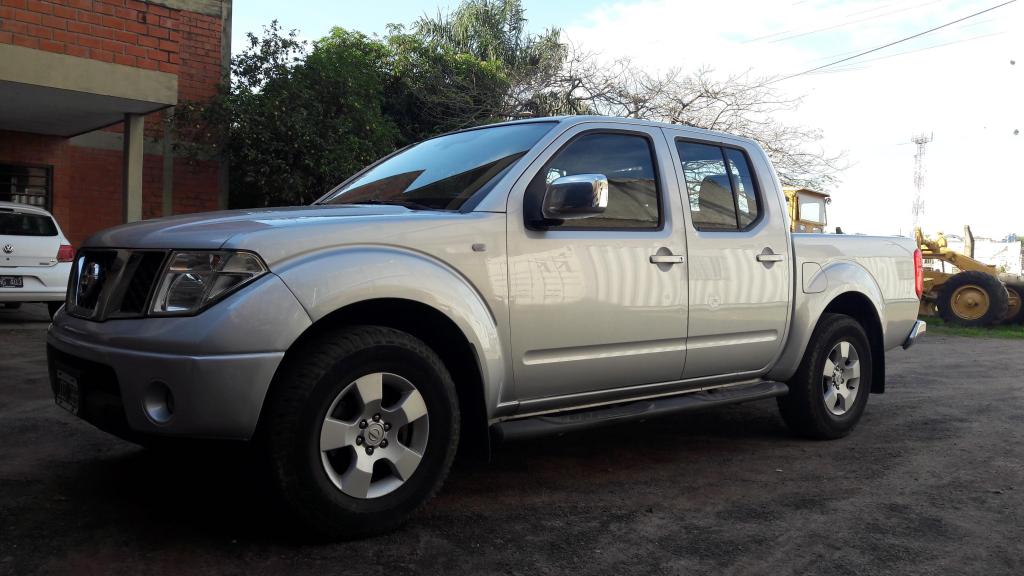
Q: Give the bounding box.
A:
[676,141,762,231]
[528,133,661,229]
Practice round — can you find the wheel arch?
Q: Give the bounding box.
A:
[769,260,888,393]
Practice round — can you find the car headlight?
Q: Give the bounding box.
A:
[151,251,267,315]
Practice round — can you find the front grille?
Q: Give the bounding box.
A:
[67,249,168,321]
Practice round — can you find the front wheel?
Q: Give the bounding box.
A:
[778,313,872,440]
[262,326,460,540]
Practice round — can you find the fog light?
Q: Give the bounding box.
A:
[143,381,175,424]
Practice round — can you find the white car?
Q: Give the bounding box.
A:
[0,201,73,317]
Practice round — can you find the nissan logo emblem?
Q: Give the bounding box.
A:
[2,244,12,254]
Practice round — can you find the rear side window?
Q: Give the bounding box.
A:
[528,132,661,229]
[676,141,762,231]
[0,212,57,236]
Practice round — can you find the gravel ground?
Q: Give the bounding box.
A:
[1,304,1021,575]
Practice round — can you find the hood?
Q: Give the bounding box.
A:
[83,205,416,250]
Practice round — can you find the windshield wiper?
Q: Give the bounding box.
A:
[346,200,438,211]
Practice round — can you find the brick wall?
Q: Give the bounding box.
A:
[0,0,225,246]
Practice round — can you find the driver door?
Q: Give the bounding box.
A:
[506,123,689,402]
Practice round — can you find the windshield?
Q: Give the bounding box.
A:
[798,195,827,225]
[0,212,57,236]
[320,122,556,210]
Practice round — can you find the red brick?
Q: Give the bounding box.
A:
[1,17,27,33]
[125,0,145,10]
[76,10,101,24]
[51,29,74,42]
[112,6,134,19]
[157,60,176,73]
[40,14,66,29]
[147,4,169,17]
[11,34,36,48]
[134,57,157,70]
[91,47,112,61]
[167,52,180,64]
[93,2,114,16]
[124,43,146,57]
[67,0,92,9]
[112,29,134,43]
[99,15,122,29]
[65,43,88,57]
[38,38,63,53]
[89,23,113,38]
[146,47,166,61]
[123,18,144,33]
[76,34,101,48]
[52,4,74,18]
[0,30,11,43]
[13,8,41,23]
[2,0,28,10]
[25,23,49,38]
[113,52,134,66]
[158,38,176,52]
[66,20,88,33]
[136,34,156,48]
[158,15,176,29]
[100,38,122,52]
[146,24,167,38]
[24,0,51,14]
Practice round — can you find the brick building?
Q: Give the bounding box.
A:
[0,0,231,246]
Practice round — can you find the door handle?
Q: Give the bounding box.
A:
[650,254,685,264]
[756,251,785,263]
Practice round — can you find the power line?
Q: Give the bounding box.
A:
[772,0,1018,83]
[804,30,1007,75]
[768,0,944,44]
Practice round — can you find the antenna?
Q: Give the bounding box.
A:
[911,132,933,230]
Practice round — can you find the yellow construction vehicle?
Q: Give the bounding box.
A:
[915,226,1024,326]
[784,187,830,233]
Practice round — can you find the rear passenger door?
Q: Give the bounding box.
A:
[665,132,791,379]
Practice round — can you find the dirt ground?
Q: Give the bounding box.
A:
[1,303,1021,575]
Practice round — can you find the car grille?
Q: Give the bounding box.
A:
[67,249,168,321]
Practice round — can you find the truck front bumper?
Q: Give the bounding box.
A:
[902,320,927,350]
[45,273,311,441]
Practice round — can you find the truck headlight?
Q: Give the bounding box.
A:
[151,251,267,315]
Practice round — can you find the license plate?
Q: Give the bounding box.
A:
[54,368,80,415]
[0,276,23,288]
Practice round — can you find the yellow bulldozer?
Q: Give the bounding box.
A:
[784,187,831,234]
[915,227,1024,327]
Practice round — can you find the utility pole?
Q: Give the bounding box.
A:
[911,132,933,230]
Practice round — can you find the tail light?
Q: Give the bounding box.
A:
[913,248,923,299]
[57,244,74,263]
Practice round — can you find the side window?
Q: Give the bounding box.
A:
[676,141,762,231]
[528,132,660,229]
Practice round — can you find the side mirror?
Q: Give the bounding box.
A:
[541,174,609,220]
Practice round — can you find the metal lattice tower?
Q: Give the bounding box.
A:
[911,133,933,229]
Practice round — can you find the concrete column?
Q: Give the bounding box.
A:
[122,113,144,223]
[161,110,174,217]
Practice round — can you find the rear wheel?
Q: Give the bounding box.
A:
[1002,283,1024,324]
[778,313,872,440]
[262,325,459,540]
[936,271,1008,327]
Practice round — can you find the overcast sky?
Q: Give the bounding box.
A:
[232,0,1022,239]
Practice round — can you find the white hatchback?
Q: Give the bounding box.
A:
[0,201,73,317]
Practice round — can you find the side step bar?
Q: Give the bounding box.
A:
[492,381,789,442]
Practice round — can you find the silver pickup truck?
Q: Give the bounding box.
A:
[47,116,925,538]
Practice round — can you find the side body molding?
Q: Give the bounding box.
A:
[273,246,508,417]
[768,260,887,382]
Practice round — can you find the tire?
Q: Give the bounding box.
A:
[936,271,1008,327]
[261,325,459,540]
[47,301,63,318]
[778,313,872,440]
[1002,283,1024,325]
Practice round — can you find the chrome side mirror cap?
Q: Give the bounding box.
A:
[541,174,609,220]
